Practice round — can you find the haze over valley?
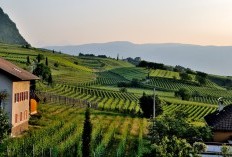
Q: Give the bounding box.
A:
[46,41,232,76]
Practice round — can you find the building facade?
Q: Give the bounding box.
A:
[0,57,39,136]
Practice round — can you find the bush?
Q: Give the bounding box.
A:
[54,62,59,67]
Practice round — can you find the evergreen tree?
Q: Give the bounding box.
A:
[45,57,48,66]
[26,56,31,64]
[117,54,119,61]
[48,74,53,86]
[82,107,92,157]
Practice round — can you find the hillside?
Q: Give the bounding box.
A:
[1,43,231,114]
[46,41,232,76]
[1,43,232,156]
[0,7,28,45]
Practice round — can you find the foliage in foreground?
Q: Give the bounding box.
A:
[0,109,11,143]
[146,111,211,156]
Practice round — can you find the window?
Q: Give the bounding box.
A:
[20,112,22,121]
[15,114,18,123]
[15,91,29,103]
[26,91,29,100]
[25,110,28,119]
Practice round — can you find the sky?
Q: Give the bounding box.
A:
[1,0,232,47]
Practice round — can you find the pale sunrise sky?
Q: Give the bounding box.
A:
[1,0,232,47]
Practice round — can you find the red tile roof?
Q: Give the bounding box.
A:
[0,57,40,81]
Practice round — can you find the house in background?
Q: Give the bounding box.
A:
[0,57,39,136]
[205,99,232,142]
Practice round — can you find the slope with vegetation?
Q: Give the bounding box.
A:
[0,8,28,45]
[0,42,232,156]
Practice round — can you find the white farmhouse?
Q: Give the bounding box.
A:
[0,57,39,136]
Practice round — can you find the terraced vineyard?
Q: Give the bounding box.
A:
[110,67,148,81]
[37,83,141,114]
[145,77,231,97]
[150,69,180,79]
[4,104,148,156]
[162,98,218,121]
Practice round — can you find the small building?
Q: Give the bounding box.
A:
[205,104,232,142]
[0,57,39,136]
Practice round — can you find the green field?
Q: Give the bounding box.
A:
[5,103,148,156]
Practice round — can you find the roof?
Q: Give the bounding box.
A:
[204,105,232,131]
[0,57,39,81]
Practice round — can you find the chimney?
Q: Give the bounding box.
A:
[218,97,224,111]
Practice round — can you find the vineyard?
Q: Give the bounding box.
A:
[2,42,232,156]
[162,98,217,121]
[4,104,148,157]
[37,83,141,114]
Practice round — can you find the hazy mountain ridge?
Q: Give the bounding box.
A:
[0,7,28,45]
[45,42,232,76]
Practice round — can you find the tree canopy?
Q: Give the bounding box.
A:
[175,88,191,101]
[146,111,212,156]
[139,93,163,118]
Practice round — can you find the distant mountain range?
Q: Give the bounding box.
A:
[0,7,28,45]
[45,41,232,76]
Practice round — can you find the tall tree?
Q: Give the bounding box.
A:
[82,107,92,157]
[45,57,48,66]
[48,74,53,86]
[139,93,163,118]
[26,56,31,64]
[36,54,44,63]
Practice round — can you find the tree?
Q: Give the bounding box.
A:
[151,136,193,157]
[33,63,51,82]
[45,57,48,66]
[26,56,31,65]
[180,72,192,81]
[0,109,11,143]
[36,54,44,63]
[146,111,212,156]
[82,108,92,157]
[149,111,212,144]
[54,62,59,68]
[139,93,163,118]
[196,71,207,85]
[131,78,140,87]
[48,74,53,86]
[196,75,206,85]
[119,87,127,93]
[175,88,191,100]
[117,53,119,61]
